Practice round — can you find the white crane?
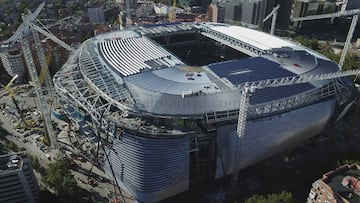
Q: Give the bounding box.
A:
[2,2,45,45]
[292,9,360,70]
[230,68,360,191]
[125,0,132,26]
[19,2,73,150]
[263,4,280,35]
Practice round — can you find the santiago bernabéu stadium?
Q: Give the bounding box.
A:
[53,22,356,202]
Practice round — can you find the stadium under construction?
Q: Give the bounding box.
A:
[53,22,357,202]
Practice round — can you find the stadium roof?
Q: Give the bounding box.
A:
[125,67,218,95]
[208,57,297,85]
[209,25,296,51]
[55,22,341,117]
[97,33,183,77]
[208,58,315,105]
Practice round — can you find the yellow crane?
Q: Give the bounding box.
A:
[169,0,177,22]
[4,75,33,129]
[3,50,51,131]
[27,51,51,88]
[38,50,52,86]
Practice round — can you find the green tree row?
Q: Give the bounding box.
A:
[4,140,19,152]
[244,191,294,203]
[27,154,40,171]
[42,161,81,202]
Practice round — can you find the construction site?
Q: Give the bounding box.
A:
[0,1,360,203]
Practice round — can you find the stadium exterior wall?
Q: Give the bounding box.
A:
[215,99,336,178]
[103,133,190,203]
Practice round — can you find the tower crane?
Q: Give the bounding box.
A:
[18,2,74,149]
[292,9,360,70]
[125,0,132,26]
[230,69,360,192]
[262,4,280,35]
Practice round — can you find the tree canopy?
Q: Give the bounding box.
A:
[43,161,80,201]
[28,154,40,171]
[336,159,360,167]
[244,191,295,203]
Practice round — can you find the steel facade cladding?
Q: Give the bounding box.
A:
[104,133,190,202]
[214,99,336,178]
[53,22,356,203]
[125,80,242,116]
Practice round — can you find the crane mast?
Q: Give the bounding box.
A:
[262,4,280,35]
[230,69,360,192]
[125,0,131,26]
[230,85,251,190]
[339,14,358,69]
[32,29,55,99]
[18,2,73,150]
[18,4,57,149]
[20,36,57,148]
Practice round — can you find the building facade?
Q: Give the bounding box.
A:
[307,164,360,203]
[292,0,338,28]
[208,3,225,23]
[224,3,241,22]
[339,0,360,11]
[0,46,26,81]
[0,152,40,203]
[88,7,105,24]
[220,0,276,29]
[273,0,294,30]
[154,3,170,15]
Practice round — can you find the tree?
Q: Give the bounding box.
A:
[43,161,80,202]
[28,154,40,171]
[4,141,19,152]
[19,2,28,13]
[294,36,318,50]
[336,159,360,167]
[244,191,294,203]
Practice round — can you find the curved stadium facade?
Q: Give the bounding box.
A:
[53,22,355,202]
